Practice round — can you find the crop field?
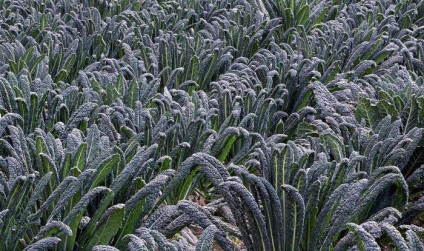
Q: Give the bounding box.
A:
[0,0,424,250]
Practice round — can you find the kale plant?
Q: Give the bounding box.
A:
[0,0,424,250]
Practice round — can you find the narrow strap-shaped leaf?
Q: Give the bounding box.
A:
[65,102,97,131]
[118,234,148,251]
[195,225,218,251]
[24,237,61,251]
[110,144,157,194]
[345,223,380,251]
[281,184,305,251]
[92,245,121,251]
[34,221,72,240]
[118,171,174,239]
[89,154,120,190]
[24,172,52,215]
[83,204,126,251]
[62,187,112,250]
[405,229,424,251]
[381,223,409,251]
[220,180,270,251]
[28,176,77,221]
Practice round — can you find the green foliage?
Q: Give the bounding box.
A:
[0,0,424,250]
